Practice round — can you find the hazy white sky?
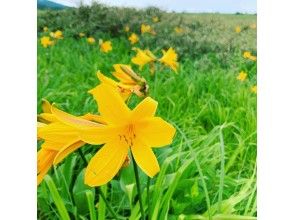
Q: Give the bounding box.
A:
[52,0,256,13]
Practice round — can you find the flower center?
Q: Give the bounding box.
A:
[119,124,136,146]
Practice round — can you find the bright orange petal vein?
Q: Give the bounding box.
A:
[85,140,129,186]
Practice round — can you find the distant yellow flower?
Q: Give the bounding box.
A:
[79,32,85,37]
[43,26,48,32]
[243,51,251,59]
[152,16,159,23]
[99,40,112,53]
[249,55,257,61]
[128,33,139,44]
[141,24,156,35]
[251,85,257,94]
[124,25,130,32]
[131,48,157,69]
[159,48,179,72]
[235,26,241,33]
[112,64,138,85]
[55,83,176,187]
[243,51,257,61]
[87,37,96,44]
[40,36,54,48]
[237,71,248,81]
[250,23,257,29]
[50,30,63,39]
[174,27,184,34]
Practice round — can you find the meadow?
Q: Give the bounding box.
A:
[37,4,257,220]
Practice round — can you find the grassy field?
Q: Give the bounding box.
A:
[37,9,256,220]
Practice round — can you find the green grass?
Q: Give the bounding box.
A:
[37,12,256,220]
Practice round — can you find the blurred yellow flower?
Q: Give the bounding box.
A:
[174,27,184,34]
[251,85,257,94]
[124,25,130,32]
[112,64,147,91]
[141,24,156,35]
[63,83,176,186]
[131,48,157,69]
[152,16,159,23]
[250,23,257,29]
[237,71,247,81]
[243,51,257,61]
[79,32,85,37]
[87,37,96,44]
[128,33,139,44]
[159,48,179,72]
[50,30,63,39]
[235,26,241,33]
[40,36,54,48]
[99,40,112,53]
[243,51,251,59]
[43,26,48,32]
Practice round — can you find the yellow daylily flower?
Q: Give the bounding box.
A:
[174,27,184,34]
[152,16,159,23]
[124,25,130,32]
[131,48,157,70]
[90,71,133,101]
[87,37,96,44]
[43,26,48,32]
[243,51,251,59]
[53,83,176,187]
[90,68,147,101]
[237,71,248,81]
[141,24,156,35]
[40,36,54,48]
[243,51,257,61]
[37,100,105,185]
[128,33,139,45]
[100,40,112,53]
[37,148,59,185]
[235,26,241,33]
[50,30,63,39]
[79,32,85,37]
[251,85,257,94]
[159,48,179,72]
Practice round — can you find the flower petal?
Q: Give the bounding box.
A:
[137,117,176,148]
[41,99,52,113]
[131,97,157,121]
[53,140,85,165]
[85,140,129,186]
[131,139,159,177]
[51,106,102,128]
[79,126,123,145]
[37,148,57,185]
[38,122,79,142]
[90,84,131,125]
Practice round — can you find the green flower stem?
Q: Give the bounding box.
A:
[147,177,151,220]
[77,149,120,220]
[131,152,145,220]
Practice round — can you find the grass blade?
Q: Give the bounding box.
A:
[44,175,70,220]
